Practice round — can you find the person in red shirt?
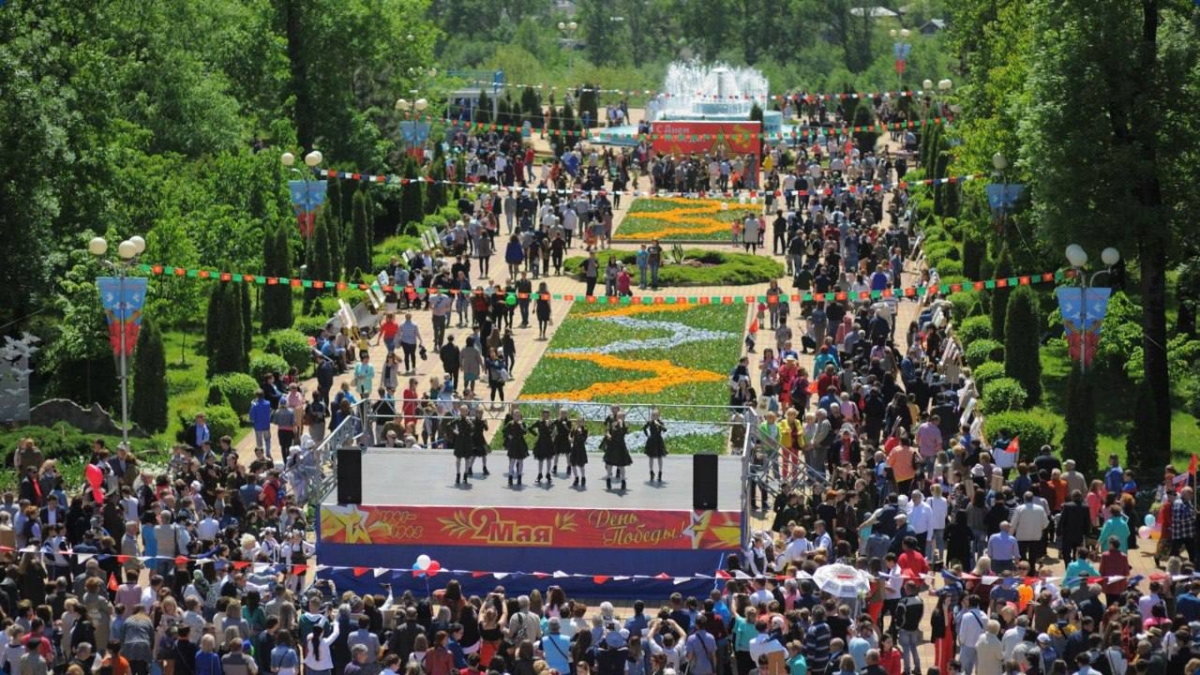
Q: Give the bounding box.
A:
[877,633,903,675]
[401,378,420,431]
[376,313,399,355]
[896,537,929,581]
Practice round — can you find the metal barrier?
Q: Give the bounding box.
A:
[357,398,746,427]
[741,407,829,507]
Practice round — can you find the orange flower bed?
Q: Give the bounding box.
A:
[615,197,759,240]
[519,352,725,402]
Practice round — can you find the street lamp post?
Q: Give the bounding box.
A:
[282,150,325,239]
[396,96,431,157]
[987,152,1025,235]
[89,235,146,448]
[558,21,579,72]
[1063,245,1121,373]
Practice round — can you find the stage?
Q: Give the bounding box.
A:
[316,449,747,597]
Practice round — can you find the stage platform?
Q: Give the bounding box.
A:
[317,449,747,598]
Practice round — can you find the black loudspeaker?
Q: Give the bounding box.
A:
[693,454,719,511]
[336,448,363,505]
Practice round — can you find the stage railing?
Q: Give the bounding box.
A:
[296,402,369,506]
[357,398,749,429]
[741,407,829,506]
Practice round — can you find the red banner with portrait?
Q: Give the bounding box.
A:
[319,504,741,551]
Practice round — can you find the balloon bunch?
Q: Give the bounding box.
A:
[412,554,443,577]
[1138,514,1161,540]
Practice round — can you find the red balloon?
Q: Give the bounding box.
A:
[86,463,105,502]
[427,561,442,575]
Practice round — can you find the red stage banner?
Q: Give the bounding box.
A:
[649,121,762,160]
[320,505,742,551]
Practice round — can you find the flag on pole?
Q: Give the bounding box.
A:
[1189,453,1198,476]
[1005,437,1020,454]
[108,573,119,593]
[748,318,759,334]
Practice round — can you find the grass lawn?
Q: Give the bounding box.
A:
[1039,340,1199,469]
[563,249,783,287]
[161,330,256,446]
[615,197,762,242]
[503,302,749,454]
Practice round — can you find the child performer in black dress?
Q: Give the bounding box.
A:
[532,408,556,485]
[503,405,528,487]
[643,408,668,483]
[569,418,589,487]
[552,408,571,476]
[601,404,621,485]
[453,405,475,485]
[603,412,632,491]
[471,406,490,477]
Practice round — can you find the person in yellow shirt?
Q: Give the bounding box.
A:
[779,407,806,481]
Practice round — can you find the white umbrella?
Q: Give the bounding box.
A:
[749,633,788,662]
[811,563,872,598]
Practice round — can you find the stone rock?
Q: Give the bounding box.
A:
[29,399,149,438]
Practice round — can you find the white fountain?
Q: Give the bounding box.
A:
[652,61,770,121]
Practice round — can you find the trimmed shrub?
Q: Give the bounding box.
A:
[962,230,986,280]
[965,339,1005,368]
[947,291,981,319]
[923,226,952,243]
[249,353,289,382]
[941,217,961,236]
[1004,285,1043,404]
[211,373,259,418]
[972,361,1007,393]
[266,329,314,371]
[984,411,1059,463]
[935,259,963,278]
[200,404,240,440]
[980,377,1028,414]
[958,315,993,345]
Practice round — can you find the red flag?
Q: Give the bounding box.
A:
[1005,437,1020,454]
[108,573,119,593]
[1190,453,1198,476]
[748,318,759,334]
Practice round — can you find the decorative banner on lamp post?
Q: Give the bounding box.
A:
[893,43,912,74]
[98,277,148,358]
[1056,286,1111,369]
[288,180,328,238]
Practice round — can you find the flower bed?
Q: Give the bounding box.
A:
[563,249,783,286]
[509,303,748,454]
[615,197,763,241]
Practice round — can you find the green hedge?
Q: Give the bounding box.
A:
[984,411,1059,463]
[211,373,259,418]
[266,329,314,371]
[291,315,330,336]
[965,339,1005,368]
[958,315,993,344]
[972,361,1007,392]
[250,353,290,382]
[201,404,240,440]
[980,377,1028,414]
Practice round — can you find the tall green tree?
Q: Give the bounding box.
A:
[1020,0,1195,472]
[262,222,295,332]
[990,247,1014,340]
[304,207,335,315]
[1003,285,1043,405]
[131,318,168,433]
[1062,366,1098,478]
[400,159,424,235]
[206,284,246,376]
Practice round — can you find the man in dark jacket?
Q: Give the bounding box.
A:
[439,336,461,391]
[1059,491,1092,562]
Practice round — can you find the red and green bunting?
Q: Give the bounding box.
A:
[139,263,1071,304]
[441,116,947,139]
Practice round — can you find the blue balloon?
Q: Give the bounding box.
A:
[412,562,425,577]
[1144,514,1156,528]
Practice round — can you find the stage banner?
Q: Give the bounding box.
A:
[97,276,148,358]
[320,504,742,551]
[649,121,762,161]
